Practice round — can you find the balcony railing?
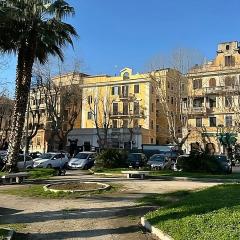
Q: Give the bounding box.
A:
[204,86,240,94]
[110,111,144,118]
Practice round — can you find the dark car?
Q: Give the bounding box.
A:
[128,153,147,168]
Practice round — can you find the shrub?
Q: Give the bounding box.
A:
[95,149,128,169]
[177,153,223,173]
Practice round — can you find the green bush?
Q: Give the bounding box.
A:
[177,153,223,173]
[95,149,128,169]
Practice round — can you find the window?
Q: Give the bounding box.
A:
[193,97,203,107]
[156,110,160,117]
[209,78,216,88]
[171,97,174,105]
[87,95,92,104]
[226,45,230,50]
[134,102,139,115]
[167,81,170,89]
[193,79,202,89]
[87,112,92,120]
[156,98,160,103]
[167,96,170,103]
[225,115,232,127]
[122,85,129,97]
[209,117,216,127]
[196,118,202,127]
[171,84,173,90]
[151,120,154,129]
[225,56,235,67]
[122,120,128,128]
[112,86,120,95]
[209,96,216,108]
[152,103,154,112]
[36,136,41,146]
[113,102,118,115]
[151,138,154,144]
[156,124,159,132]
[181,83,185,92]
[123,72,129,80]
[123,102,128,115]
[225,76,235,87]
[134,85,139,93]
[112,120,117,128]
[225,96,232,107]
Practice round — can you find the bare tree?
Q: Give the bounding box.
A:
[34,61,83,151]
[88,95,113,149]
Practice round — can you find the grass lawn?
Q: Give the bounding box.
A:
[143,184,240,240]
[0,183,120,199]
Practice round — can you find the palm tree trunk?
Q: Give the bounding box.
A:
[5,46,35,172]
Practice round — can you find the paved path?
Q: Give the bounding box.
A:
[0,171,219,240]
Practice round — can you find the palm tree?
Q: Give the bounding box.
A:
[0,0,78,172]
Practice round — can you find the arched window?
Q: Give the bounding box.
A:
[225,76,234,87]
[123,72,129,80]
[209,78,216,88]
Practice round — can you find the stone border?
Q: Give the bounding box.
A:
[141,217,173,240]
[0,228,15,240]
[43,181,111,193]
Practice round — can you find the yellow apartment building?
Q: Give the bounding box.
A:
[27,67,183,152]
[183,41,240,153]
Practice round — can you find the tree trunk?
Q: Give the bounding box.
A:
[5,46,35,172]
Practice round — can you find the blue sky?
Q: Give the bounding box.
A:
[1,0,240,90]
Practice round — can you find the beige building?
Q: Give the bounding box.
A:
[184,41,240,153]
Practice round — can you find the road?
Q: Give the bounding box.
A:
[0,170,219,240]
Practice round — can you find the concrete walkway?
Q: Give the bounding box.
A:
[0,170,219,240]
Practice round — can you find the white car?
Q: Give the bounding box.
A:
[68,152,96,169]
[33,152,69,168]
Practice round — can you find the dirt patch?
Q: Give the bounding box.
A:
[50,182,105,191]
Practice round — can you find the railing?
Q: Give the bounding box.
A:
[204,86,240,94]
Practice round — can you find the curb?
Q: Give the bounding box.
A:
[141,217,173,240]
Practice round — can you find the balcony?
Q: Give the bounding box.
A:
[119,93,136,100]
[186,106,206,115]
[110,111,144,119]
[204,86,240,95]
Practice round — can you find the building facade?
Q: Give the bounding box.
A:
[27,67,183,152]
[184,41,240,153]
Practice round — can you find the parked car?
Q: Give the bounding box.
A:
[33,152,69,168]
[128,153,147,168]
[0,153,33,170]
[17,154,34,170]
[29,151,42,159]
[68,152,96,169]
[213,155,232,174]
[147,154,172,170]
